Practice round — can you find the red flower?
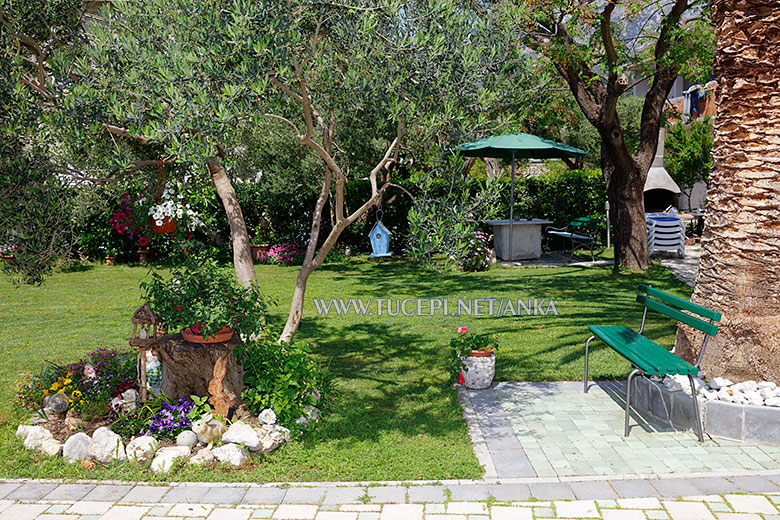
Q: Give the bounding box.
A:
[457,373,465,385]
[138,236,149,247]
[116,223,126,234]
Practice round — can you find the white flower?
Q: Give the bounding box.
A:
[155,220,163,226]
[258,408,277,425]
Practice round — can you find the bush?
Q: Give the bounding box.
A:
[235,336,329,427]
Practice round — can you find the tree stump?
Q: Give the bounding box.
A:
[153,333,244,417]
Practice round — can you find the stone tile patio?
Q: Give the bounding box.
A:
[462,382,780,480]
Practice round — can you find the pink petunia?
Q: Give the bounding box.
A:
[457,327,468,334]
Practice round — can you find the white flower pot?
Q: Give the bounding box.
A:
[461,352,495,390]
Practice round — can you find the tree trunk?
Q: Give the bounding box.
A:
[602,147,650,270]
[207,159,255,288]
[674,0,780,381]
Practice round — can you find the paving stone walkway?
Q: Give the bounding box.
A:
[659,244,701,287]
[462,382,780,480]
[4,479,780,519]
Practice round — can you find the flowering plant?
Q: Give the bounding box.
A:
[263,242,307,265]
[110,193,150,248]
[446,327,498,385]
[148,188,202,230]
[13,348,137,420]
[456,231,491,272]
[141,257,270,339]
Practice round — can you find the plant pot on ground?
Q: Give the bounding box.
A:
[249,244,271,262]
[448,327,498,390]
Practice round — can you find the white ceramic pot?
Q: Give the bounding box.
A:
[461,351,495,390]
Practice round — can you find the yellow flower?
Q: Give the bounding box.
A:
[43,390,50,397]
[79,400,85,405]
[72,390,83,399]
[63,378,72,385]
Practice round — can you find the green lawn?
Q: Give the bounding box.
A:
[0,257,691,482]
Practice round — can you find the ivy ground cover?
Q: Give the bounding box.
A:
[0,258,690,482]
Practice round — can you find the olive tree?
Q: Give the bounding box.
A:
[44,0,512,340]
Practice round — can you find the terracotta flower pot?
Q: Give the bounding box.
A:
[151,216,178,234]
[250,243,271,262]
[0,253,15,262]
[138,248,150,264]
[469,348,494,357]
[181,325,234,344]
[105,256,116,265]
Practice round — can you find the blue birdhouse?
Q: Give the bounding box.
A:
[368,221,392,257]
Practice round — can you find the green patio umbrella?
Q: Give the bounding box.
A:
[458,133,588,259]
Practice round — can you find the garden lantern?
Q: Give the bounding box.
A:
[129,303,160,401]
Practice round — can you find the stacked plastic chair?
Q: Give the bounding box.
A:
[646,211,686,258]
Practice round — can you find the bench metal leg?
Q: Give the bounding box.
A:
[625,368,641,437]
[584,335,595,393]
[688,375,705,442]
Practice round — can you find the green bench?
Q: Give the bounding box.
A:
[546,217,603,261]
[584,284,721,441]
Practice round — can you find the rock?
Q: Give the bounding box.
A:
[709,377,732,390]
[192,413,227,444]
[758,381,777,391]
[765,397,780,407]
[213,443,249,467]
[176,430,198,448]
[717,388,736,402]
[254,424,290,454]
[310,388,322,404]
[26,416,47,425]
[64,409,85,432]
[40,439,63,456]
[16,424,34,440]
[663,376,683,392]
[258,408,277,425]
[743,380,758,392]
[63,433,92,462]
[151,446,191,473]
[304,405,320,423]
[295,416,308,425]
[23,426,53,450]
[43,392,70,415]
[760,387,776,400]
[701,388,719,400]
[221,421,261,451]
[745,391,764,407]
[188,447,215,465]
[88,428,127,463]
[126,436,159,463]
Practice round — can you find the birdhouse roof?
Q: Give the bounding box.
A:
[132,303,159,324]
[369,220,391,236]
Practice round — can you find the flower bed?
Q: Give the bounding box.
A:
[13,339,328,473]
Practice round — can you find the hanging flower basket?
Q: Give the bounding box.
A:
[151,216,178,234]
[181,325,234,344]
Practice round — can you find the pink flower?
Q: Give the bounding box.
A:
[176,305,183,312]
[457,327,468,334]
[84,364,96,379]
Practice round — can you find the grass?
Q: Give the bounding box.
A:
[0,256,692,482]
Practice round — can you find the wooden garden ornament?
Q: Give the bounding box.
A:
[129,303,160,402]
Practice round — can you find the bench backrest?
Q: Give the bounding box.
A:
[568,217,602,234]
[636,283,721,337]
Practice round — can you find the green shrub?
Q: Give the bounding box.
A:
[235,336,329,427]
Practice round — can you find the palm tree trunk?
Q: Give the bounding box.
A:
[674,0,780,381]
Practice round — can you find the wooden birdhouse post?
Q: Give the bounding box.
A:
[129,303,160,402]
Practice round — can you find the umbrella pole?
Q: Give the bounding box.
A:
[509,151,515,261]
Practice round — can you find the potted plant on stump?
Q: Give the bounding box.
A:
[141,258,268,343]
[448,327,498,390]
